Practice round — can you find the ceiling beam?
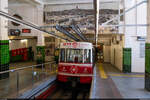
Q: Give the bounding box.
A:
[24,0,43,5]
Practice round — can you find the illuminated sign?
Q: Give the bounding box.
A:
[22,29,31,33]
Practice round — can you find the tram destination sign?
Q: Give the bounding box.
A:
[61,42,93,49]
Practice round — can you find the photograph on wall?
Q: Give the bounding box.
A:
[44,4,119,42]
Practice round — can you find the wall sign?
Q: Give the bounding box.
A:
[137,36,146,41]
[22,29,31,33]
[140,43,145,58]
[9,29,21,36]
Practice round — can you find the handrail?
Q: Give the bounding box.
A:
[0,61,56,74]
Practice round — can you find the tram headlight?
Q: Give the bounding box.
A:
[83,68,88,73]
[62,66,67,72]
[83,67,92,74]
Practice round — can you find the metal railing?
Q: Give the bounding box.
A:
[0,61,57,98]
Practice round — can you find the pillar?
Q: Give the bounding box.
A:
[0,0,9,79]
[95,0,99,47]
[35,5,45,65]
[36,34,45,65]
[123,0,135,73]
[145,0,150,91]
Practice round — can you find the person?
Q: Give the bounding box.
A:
[74,56,78,63]
[29,47,34,61]
[37,51,42,64]
[31,50,34,61]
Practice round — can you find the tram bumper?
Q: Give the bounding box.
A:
[57,73,92,84]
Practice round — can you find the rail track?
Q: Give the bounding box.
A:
[46,82,91,99]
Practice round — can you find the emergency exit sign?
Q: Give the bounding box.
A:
[22,29,31,33]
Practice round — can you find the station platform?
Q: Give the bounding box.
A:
[90,63,150,99]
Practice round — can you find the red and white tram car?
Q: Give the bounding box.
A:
[57,42,94,84]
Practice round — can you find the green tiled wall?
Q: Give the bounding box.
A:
[0,40,9,80]
[145,43,150,91]
[36,46,45,64]
[145,43,150,74]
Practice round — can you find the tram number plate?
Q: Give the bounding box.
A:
[68,77,80,82]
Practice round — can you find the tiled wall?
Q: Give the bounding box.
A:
[0,40,9,79]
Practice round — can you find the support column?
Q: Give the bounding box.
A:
[145,0,150,91]
[35,5,45,65]
[0,0,9,79]
[36,34,45,65]
[122,0,133,73]
[94,0,99,47]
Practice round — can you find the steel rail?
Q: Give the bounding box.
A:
[0,10,71,41]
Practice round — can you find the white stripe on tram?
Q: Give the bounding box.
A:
[59,63,93,67]
[58,72,93,77]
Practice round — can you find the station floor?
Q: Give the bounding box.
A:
[91,63,150,99]
[0,61,57,98]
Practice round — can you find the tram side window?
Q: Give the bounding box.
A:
[60,49,65,62]
[84,49,91,63]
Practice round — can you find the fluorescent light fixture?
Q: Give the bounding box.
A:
[9,40,12,43]
[21,39,28,43]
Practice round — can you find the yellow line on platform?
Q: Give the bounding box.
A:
[98,63,108,79]
[109,73,144,78]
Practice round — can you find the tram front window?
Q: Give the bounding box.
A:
[66,49,83,63]
[60,49,65,62]
[84,49,91,63]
